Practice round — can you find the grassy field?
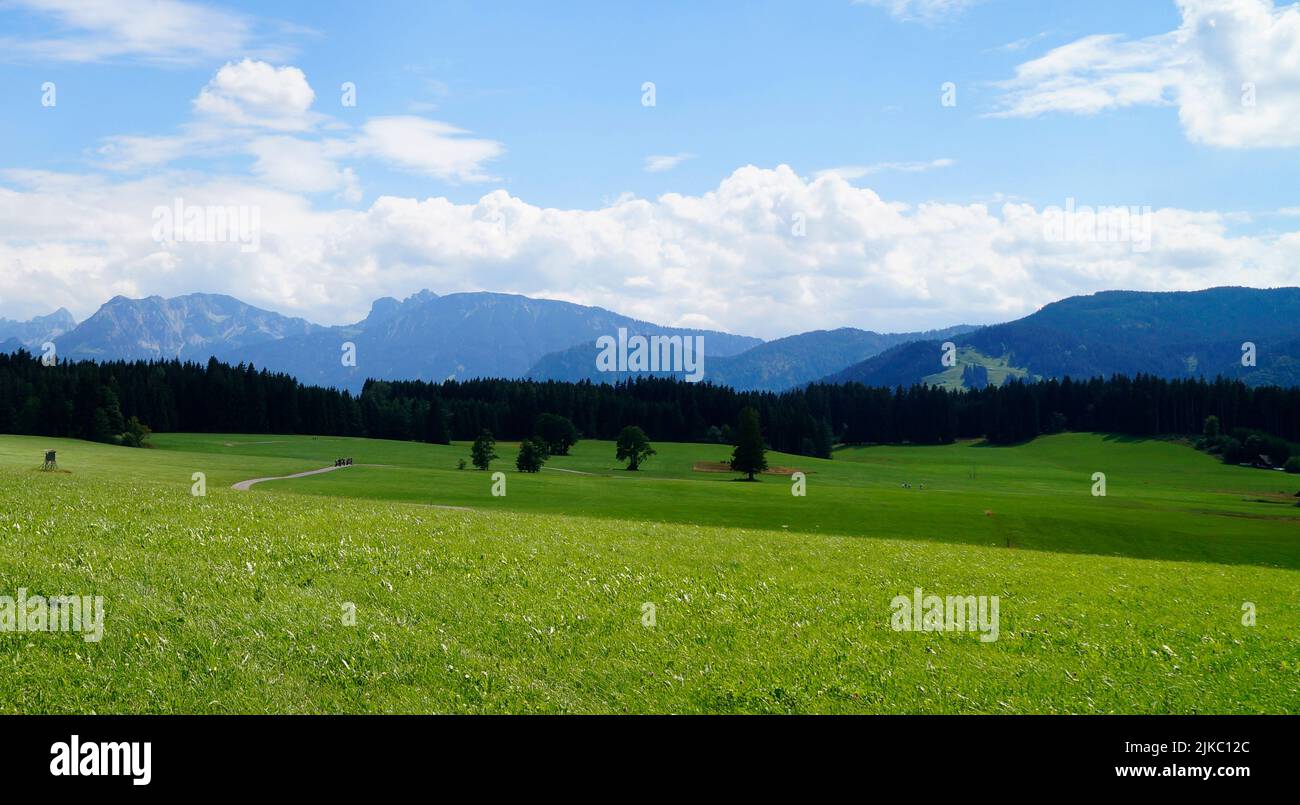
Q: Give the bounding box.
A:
[922,346,1034,389]
[0,431,1296,713]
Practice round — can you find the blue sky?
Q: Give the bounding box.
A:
[0,0,1297,337]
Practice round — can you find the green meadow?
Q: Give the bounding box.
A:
[0,431,1296,713]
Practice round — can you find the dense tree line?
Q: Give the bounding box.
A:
[384,373,1300,451]
[1,350,1297,454]
[0,352,369,441]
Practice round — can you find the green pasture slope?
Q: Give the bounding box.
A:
[0,431,1296,713]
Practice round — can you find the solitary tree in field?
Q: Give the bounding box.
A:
[516,438,548,473]
[471,429,498,470]
[119,416,152,448]
[730,406,768,481]
[534,413,580,456]
[615,425,655,471]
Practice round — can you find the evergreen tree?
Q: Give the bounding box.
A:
[730,406,768,481]
[812,418,834,459]
[471,429,497,470]
[425,398,451,444]
[1203,414,1221,440]
[91,408,115,443]
[98,385,125,435]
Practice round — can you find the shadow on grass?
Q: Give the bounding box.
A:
[1100,433,1159,444]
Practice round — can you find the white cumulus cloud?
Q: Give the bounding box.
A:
[94,61,503,192]
[193,59,319,132]
[1,165,1296,337]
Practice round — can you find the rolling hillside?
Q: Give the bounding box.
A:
[1,431,1295,714]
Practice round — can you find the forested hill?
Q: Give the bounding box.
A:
[827,287,1300,389]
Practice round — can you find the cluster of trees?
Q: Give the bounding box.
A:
[461,412,774,482]
[2,350,1298,457]
[466,428,556,474]
[1196,415,1298,471]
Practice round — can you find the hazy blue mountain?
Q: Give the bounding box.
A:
[228,291,763,392]
[33,290,760,391]
[55,294,322,363]
[527,324,977,391]
[0,308,76,349]
[825,287,1300,389]
[35,286,1298,393]
[0,337,24,354]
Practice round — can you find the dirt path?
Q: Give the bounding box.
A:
[231,463,397,491]
[231,464,351,491]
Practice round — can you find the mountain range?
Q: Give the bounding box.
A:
[824,286,1300,389]
[15,291,763,393]
[4,286,1297,392]
[230,291,761,391]
[526,324,977,390]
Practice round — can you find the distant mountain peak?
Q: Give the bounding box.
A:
[0,306,79,350]
[55,292,322,363]
[363,296,402,325]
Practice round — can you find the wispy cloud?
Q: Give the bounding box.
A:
[989,31,1052,53]
[643,153,695,173]
[0,0,298,65]
[357,117,503,183]
[852,0,982,23]
[990,0,1300,149]
[816,158,955,180]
